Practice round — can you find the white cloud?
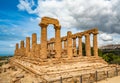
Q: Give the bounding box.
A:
[17,0,120,34]
[17,0,120,46]
[17,0,36,13]
[100,33,113,41]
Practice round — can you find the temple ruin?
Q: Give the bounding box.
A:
[14,17,99,59]
[10,17,120,83]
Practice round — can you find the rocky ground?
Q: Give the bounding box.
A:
[0,63,42,83]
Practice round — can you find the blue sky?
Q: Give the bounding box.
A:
[0,0,39,55]
[0,0,120,56]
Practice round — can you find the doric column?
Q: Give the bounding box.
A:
[26,37,30,56]
[20,40,24,49]
[85,33,91,57]
[78,36,82,56]
[67,31,73,59]
[72,36,77,56]
[32,33,37,51]
[16,43,19,50]
[39,23,48,59]
[93,33,98,57]
[54,25,61,58]
[73,37,76,48]
[20,40,25,56]
[15,43,19,56]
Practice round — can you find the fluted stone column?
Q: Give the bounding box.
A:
[78,36,82,56]
[67,31,73,59]
[39,23,48,59]
[16,43,19,50]
[85,34,91,57]
[32,33,37,51]
[54,25,61,58]
[20,40,25,56]
[73,36,77,56]
[20,40,24,49]
[26,37,30,56]
[93,33,98,57]
[15,43,19,56]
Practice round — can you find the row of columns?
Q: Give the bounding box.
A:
[15,31,98,59]
[60,31,98,59]
[15,28,98,59]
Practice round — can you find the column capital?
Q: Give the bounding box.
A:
[78,35,82,38]
[54,25,61,30]
[93,32,98,35]
[84,33,90,37]
[67,31,72,38]
[72,35,77,39]
[39,23,48,28]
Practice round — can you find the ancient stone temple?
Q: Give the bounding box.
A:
[14,17,99,59]
[10,17,118,83]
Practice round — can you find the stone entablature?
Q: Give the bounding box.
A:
[14,17,99,59]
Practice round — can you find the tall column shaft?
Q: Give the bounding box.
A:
[32,33,37,51]
[15,43,19,56]
[78,36,82,56]
[85,34,91,57]
[93,33,98,57]
[26,37,30,55]
[20,40,24,48]
[67,31,73,59]
[20,40,25,56]
[16,43,19,50]
[73,37,77,56]
[40,23,48,59]
[54,25,61,58]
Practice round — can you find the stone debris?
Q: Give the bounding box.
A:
[16,74,24,78]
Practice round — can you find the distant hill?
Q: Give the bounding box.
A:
[100,44,120,50]
[99,44,120,56]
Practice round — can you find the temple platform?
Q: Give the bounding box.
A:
[10,56,118,83]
